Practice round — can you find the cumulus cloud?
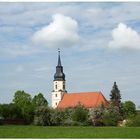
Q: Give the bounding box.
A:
[109,23,140,50]
[32,14,80,48]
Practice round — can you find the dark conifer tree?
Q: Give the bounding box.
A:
[110,82,121,108]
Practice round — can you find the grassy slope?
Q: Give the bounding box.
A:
[0,125,140,138]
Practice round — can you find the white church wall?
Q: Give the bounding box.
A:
[53,81,65,92]
[52,91,64,108]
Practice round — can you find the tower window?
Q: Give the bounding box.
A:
[55,102,57,106]
[55,85,57,89]
[55,94,57,97]
[63,84,65,89]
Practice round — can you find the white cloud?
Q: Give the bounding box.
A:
[109,23,140,50]
[32,14,80,48]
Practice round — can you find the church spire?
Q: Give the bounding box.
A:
[52,49,66,108]
[58,48,61,66]
[54,49,65,81]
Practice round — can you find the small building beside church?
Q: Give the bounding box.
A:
[52,50,108,109]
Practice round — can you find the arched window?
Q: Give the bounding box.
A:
[55,102,57,106]
[55,94,57,97]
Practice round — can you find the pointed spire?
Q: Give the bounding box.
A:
[54,49,65,81]
[58,48,61,66]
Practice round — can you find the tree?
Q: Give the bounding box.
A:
[0,104,10,119]
[110,82,121,108]
[122,101,136,119]
[102,104,121,126]
[72,103,89,123]
[89,104,105,126]
[13,90,32,107]
[34,106,51,126]
[12,90,33,123]
[32,93,48,108]
[0,103,22,119]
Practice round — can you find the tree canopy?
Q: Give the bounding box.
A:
[12,90,33,123]
[122,101,136,118]
[110,82,121,108]
[13,90,32,107]
[32,93,48,108]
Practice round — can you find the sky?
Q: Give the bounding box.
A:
[0,2,140,108]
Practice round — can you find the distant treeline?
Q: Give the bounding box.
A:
[0,82,140,126]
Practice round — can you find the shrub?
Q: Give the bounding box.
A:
[63,118,88,126]
[23,105,34,123]
[0,116,4,125]
[72,104,89,124]
[0,103,22,119]
[34,106,51,126]
[102,105,121,126]
[89,105,105,126]
[50,108,69,126]
[126,114,140,127]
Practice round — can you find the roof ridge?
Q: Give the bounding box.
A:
[67,91,102,94]
[99,92,109,103]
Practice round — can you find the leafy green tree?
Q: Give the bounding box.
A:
[13,90,32,106]
[0,103,22,119]
[122,101,136,119]
[110,82,121,108]
[32,93,48,108]
[12,90,33,123]
[72,103,89,123]
[34,106,51,126]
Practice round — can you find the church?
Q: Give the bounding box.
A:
[51,50,108,109]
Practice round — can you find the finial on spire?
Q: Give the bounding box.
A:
[58,48,60,56]
[57,48,61,66]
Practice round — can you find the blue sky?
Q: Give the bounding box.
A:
[0,2,140,108]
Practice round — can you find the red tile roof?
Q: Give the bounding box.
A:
[57,91,108,108]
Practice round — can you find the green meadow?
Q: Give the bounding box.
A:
[0,125,140,138]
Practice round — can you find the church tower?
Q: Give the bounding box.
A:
[52,49,66,108]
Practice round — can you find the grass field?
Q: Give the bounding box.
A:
[0,125,140,138]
